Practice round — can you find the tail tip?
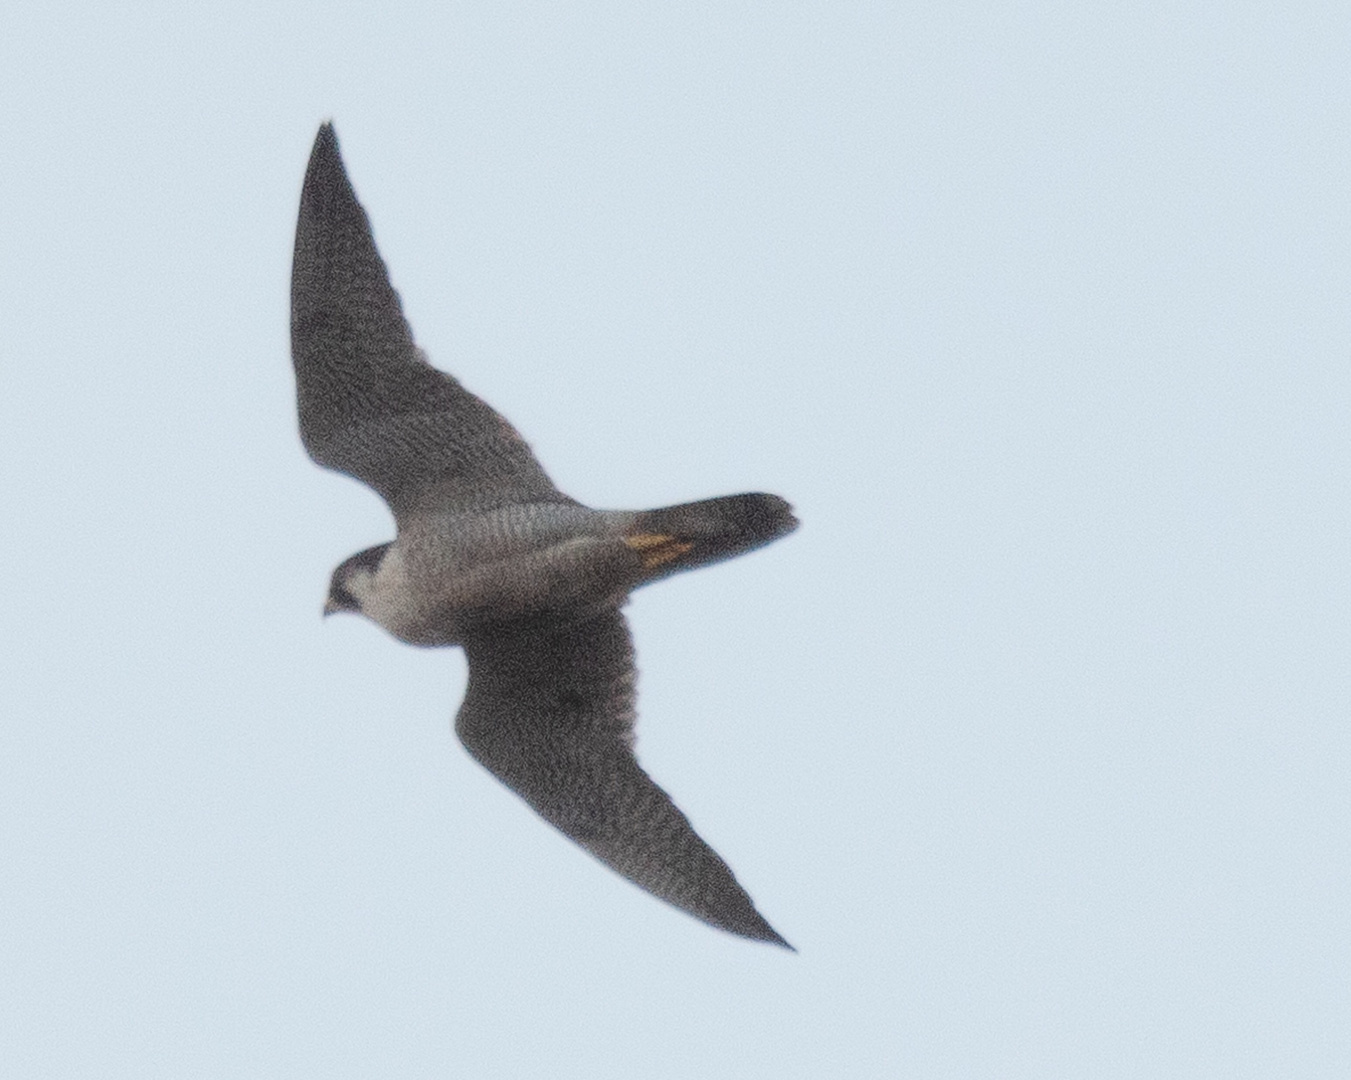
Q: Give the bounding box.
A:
[743,492,799,541]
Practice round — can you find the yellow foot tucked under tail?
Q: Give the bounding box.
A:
[623,532,696,569]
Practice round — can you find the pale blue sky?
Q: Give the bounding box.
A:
[3,2,1349,1076]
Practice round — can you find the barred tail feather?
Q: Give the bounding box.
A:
[625,493,798,580]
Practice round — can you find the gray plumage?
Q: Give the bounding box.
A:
[291,123,798,947]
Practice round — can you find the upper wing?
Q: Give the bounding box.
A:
[456,609,790,947]
[290,123,571,520]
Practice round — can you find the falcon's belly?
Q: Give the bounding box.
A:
[364,507,642,646]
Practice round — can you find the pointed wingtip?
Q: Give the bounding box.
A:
[766,931,797,952]
[749,920,796,952]
[314,120,337,150]
[307,121,343,176]
[297,120,358,238]
[717,905,795,951]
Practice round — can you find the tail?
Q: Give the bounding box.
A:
[623,493,798,581]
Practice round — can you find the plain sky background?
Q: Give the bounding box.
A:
[3,2,1348,1076]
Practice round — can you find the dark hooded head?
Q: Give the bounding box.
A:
[323,543,391,616]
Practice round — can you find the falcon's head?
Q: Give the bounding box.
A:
[323,543,391,617]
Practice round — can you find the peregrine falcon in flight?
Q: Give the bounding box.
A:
[290,123,798,947]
